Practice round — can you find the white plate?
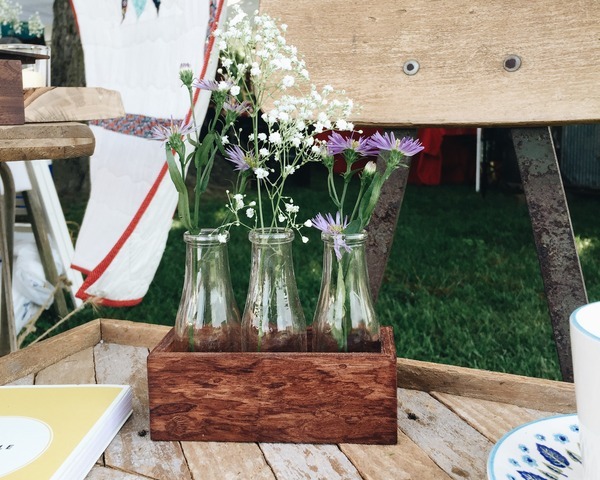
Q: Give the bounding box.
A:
[487,413,583,479]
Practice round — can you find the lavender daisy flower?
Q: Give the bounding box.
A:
[225,145,253,171]
[327,131,378,157]
[192,78,220,91]
[368,131,424,157]
[223,99,253,115]
[151,117,195,144]
[311,212,351,260]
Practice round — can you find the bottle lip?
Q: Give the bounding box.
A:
[184,229,228,245]
[321,230,367,244]
[249,227,294,244]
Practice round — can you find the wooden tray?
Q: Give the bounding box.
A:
[147,326,398,444]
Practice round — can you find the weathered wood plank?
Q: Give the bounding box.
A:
[6,374,34,385]
[397,388,492,479]
[432,392,558,443]
[100,319,170,349]
[260,443,361,480]
[0,60,24,125]
[35,347,96,384]
[341,429,453,480]
[182,442,276,480]
[0,319,101,385]
[86,465,149,479]
[24,87,124,123]
[94,342,192,480]
[0,122,95,161]
[397,357,576,412]
[260,0,600,127]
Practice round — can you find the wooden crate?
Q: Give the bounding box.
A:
[147,326,397,444]
[0,60,24,125]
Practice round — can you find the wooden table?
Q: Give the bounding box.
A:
[0,122,96,355]
[0,319,576,479]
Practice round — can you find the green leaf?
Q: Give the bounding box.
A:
[165,148,186,193]
[195,132,215,169]
[165,148,192,230]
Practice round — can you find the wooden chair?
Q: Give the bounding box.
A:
[260,0,600,381]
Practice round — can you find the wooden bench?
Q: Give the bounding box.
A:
[260,0,600,381]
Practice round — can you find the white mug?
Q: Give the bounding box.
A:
[570,302,600,479]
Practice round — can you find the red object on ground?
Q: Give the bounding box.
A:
[408,128,477,185]
[316,127,476,185]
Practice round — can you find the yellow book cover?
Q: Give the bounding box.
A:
[0,384,132,480]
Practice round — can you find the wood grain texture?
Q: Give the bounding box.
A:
[6,374,34,386]
[94,342,192,480]
[0,60,24,125]
[148,327,397,444]
[341,429,453,479]
[24,87,124,123]
[0,122,95,161]
[100,319,170,349]
[259,0,600,126]
[260,444,361,480]
[397,388,493,479]
[397,357,576,412]
[35,347,96,384]
[86,466,149,479]
[432,392,557,443]
[0,319,100,385]
[182,442,275,480]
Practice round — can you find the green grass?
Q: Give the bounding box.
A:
[32,167,600,381]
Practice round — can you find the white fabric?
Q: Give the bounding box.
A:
[0,230,61,333]
[0,162,32,194]
[71,0,223,303]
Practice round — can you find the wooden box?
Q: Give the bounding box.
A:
[0,60,24,125]
[147,326,397,444]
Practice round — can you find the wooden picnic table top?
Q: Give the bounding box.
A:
[0,319,576,479]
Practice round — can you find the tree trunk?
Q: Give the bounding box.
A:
[50,0,89,200]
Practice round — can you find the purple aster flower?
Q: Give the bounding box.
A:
[225,145,253,171]
[151,117,195,143]
[311,212,351,260]
[368,131,424,157]
[223,98,253,114]
[327,131,378,157]
[192,78,233,92]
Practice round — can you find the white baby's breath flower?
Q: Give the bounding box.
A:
[269,132,282,144]
[246,208,255,218]
[250,63,261,76]
[304,219,313,227]
[259,148,270,157]
[249,201,256,207]
[217,233,228,243]
[282,75,295,88]
[222,58,233,68]
[301,236,309,244]
[258,133,267,141]
[254,167,269,179]
[278,214,286,222]
[218,81,230,91]
[230,85,241,96]
[233,193,244,210]
[221,135,229,145]
[285,202,299,213]
[248,133,255,141]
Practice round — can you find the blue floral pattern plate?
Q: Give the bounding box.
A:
[487,413,583,480]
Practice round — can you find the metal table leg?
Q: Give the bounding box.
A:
[0,162,17,355]
[366,129,414,302]
[512,127,588,382]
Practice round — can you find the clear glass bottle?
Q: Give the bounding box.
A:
[312,231,381,352]
[241,228,307,352]
[173,229,241,352]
